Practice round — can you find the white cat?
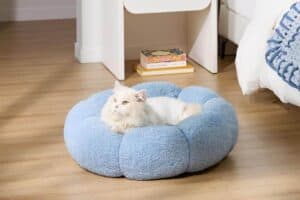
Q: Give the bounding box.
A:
[101,81,201,133]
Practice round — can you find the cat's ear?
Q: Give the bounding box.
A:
[113,80,123,92]
[135,90,147,102]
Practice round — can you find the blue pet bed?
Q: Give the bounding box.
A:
[64,82,238,180]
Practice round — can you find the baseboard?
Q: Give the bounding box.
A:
[0,6,75,21]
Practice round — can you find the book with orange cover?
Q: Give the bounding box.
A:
[140,48,187,69]
[136,64,194,76]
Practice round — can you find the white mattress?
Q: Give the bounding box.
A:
[221,0,257,20]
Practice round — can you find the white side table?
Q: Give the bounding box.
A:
[75,0,218,80]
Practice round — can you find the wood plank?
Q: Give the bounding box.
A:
[0,19,299,200]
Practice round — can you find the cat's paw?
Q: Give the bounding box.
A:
[111,125,126,134]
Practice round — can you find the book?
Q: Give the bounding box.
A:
[136,64,194,76]
[140,48,187,69]
[141,60,187,69]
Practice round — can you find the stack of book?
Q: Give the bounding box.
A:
[136,48,194,76]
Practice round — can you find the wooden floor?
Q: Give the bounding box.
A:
[0,20,299,200]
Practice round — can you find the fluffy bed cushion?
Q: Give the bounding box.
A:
[64,82,238,180]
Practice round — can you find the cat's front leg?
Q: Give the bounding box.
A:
[111,125,125,133]
[111,123,128,134]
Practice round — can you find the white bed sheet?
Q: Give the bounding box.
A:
[235,0,300,106]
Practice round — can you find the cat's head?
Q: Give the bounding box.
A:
[106,81,147,117]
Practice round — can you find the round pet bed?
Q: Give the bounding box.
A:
[64,82,238,180]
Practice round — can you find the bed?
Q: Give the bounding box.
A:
[219,0,300,106]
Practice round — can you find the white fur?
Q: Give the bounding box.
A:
[101,81,202,133]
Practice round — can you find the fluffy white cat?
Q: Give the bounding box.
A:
[101,81,201,133]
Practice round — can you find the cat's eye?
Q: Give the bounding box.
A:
[122,100,129,105]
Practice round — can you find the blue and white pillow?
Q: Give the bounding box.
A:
[266,1,300,90]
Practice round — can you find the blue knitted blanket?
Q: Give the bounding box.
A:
[266,2,300,91]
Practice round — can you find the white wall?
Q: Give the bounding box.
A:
[125,11,187,59]
[2,0,197,64]
[0,0,75,21]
